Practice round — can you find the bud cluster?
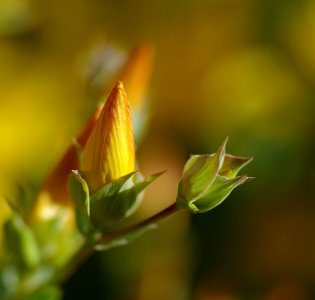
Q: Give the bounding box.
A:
[0,44,253,300]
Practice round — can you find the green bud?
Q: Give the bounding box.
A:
[177,138,253,213]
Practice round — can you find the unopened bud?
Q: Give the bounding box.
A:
[81,81,135,193]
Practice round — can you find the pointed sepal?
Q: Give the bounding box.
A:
[68,171,93,236]
[188,175,253,213]
[177,138,227,202]
[89,171,164,230]
[219,155,253,178]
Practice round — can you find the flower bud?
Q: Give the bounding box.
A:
[117,43,155,142]
[36,44,152,210]
[39,105,103,206]
[81,81,135,193]
[32,105,102,223]
[117,43,155,108]
[177,138,253,213]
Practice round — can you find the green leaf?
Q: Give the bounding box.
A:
[68,171,93,236]
[94,224,157,251]
[3,215,40,269]
[6,183,37,220]
[31,216,83,269]
[177,138,227,202]
[90,171,163,230]
[25,285,62,300]
[191,175,252,213]
[219,154,253,179]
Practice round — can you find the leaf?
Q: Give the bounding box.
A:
[94,224,157,251]
[3,215,40,269]
[6,183,37,220]
[177,138,227,202]
[68,171,93,236]
[25,285,62,300]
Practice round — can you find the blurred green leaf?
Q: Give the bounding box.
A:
[3,214,40,269]
[25,285,62,300]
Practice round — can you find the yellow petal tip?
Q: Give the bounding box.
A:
[116,81,124,89]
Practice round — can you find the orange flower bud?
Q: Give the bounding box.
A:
[81,81,135,193]
[32,104,103,222]
[117,43,155,108]
[38,105,103,205]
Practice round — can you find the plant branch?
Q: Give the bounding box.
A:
[98,202,179,243]
[55,202,180,284]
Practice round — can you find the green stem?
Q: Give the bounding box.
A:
[54,202,179,284]
[99,202,179,243]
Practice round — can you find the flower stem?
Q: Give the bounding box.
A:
[55,202,180,283]
[99,202,179,243]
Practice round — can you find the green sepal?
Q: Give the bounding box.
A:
[3,214,40,269]
[94,224,157,251]
[189,175,252,213]
[90,171,164,230]
[177,138,227,202]
[177,138,253,214]
[68,171,93,236]
[219,155,253,178]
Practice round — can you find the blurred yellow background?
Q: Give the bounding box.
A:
[1,0,315,299]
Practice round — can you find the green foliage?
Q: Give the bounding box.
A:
[3,215,40,269]
[25,285,62,300]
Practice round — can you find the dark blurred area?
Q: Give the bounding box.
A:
[1,0,315,299]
